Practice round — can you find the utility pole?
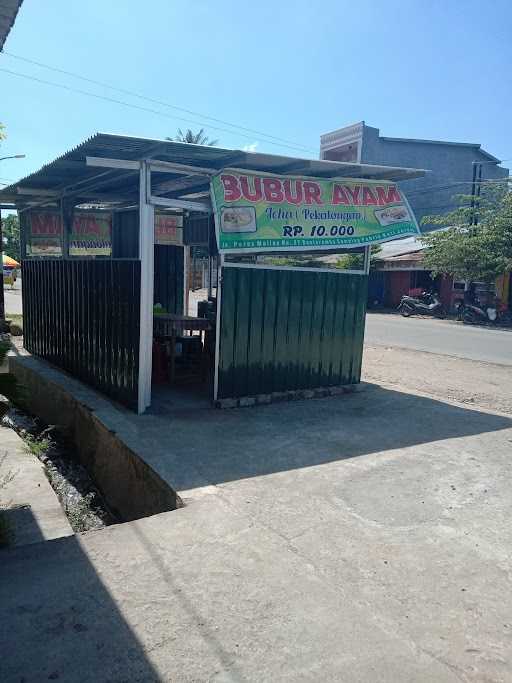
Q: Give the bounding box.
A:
[474,162,483,226]
[469,161,482,226]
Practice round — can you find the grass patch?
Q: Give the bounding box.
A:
[67,492,96,532]
[24,435,51,458]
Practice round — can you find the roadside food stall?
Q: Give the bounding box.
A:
[0,134,424,413]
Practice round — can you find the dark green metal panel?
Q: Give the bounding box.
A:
[274,269,291,392]
[22,259,140,409]
[350,274,368,383]
[260,269,278,392]
[217,264,237,398]
[217,266,367,400]
[153,245,184,314]
[183,214,212,246]
[112,210,139,258]
[246,267,265,397]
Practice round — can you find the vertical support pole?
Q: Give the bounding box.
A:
[363,245,371,274]
[138,161,155,414]
[207,254,213,298]
[474,163,483,226]
[19,210,27,260]
[213,253,224,403]
[183,245,190,315]
[61,198,69,258]
[470,161,477,227]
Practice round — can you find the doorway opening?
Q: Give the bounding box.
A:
[151,214,219,415]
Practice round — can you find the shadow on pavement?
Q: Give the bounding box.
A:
[143,383,512,492]
[0,532,160,682]
[1,505,45,548]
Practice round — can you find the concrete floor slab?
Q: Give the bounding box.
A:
[1,497,468,682]
[3,351,512,680]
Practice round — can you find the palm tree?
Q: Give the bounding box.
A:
[166,128,218,146]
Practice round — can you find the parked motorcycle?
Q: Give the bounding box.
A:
[398,291,446,318]
[456,298,512,326]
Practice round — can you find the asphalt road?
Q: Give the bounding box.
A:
[3,278,22,315]
[366,312,512,366]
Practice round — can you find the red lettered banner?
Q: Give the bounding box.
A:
[210,169,419,253]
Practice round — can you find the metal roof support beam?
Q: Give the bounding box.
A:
[148,195,211,213]
[86,156,140,171]
[148,160,217,176]
[165,182,210,199]
[86,157,218,176]
[151,175,208,196]
[63,169,139,200]
[17,187,60,197]
[18,198,60,212]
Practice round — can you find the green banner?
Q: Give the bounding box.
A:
[211,169,419,253]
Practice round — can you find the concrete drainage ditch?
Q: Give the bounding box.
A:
[8,355,180,523]
[3,408,117,533]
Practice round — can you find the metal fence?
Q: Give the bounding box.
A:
[217,265,367,400]
[22,259,141,408]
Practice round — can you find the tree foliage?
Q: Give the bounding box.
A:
[167,128,218,146]
[335,245,382,270]
[2,214,20,261]
[421,181,512,283]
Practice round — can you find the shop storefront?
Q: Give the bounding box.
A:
[0,133,424,412]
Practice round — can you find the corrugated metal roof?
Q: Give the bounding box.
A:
[380,136,501,162]
[0,132,428,208]
[380,251,425,262]
[0,0,23,50]
[376,235,425,259]
[374,226,453,260]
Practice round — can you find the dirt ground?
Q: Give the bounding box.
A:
[363,344,512,415]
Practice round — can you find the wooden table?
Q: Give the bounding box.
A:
[153,314,214,383]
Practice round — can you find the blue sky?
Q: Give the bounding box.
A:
[1,0,511,185]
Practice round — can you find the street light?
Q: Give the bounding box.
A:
[0,154,25,161]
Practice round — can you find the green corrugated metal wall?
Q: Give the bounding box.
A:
[217,266,367,400]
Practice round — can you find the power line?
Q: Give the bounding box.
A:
[1,51,315,154]
[0,66,314,154]
[414,204,462,212]
[405,177,511,197]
